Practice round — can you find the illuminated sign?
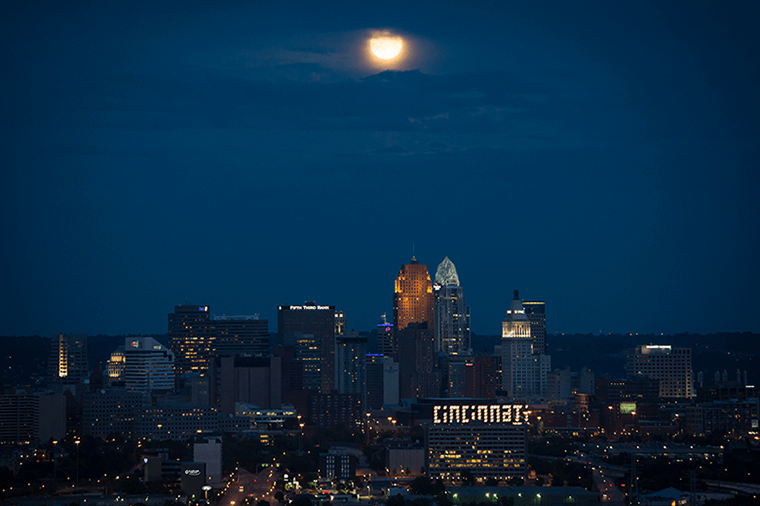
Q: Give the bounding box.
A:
[288,305,330,310]
[620,402,637,414]
[184,469,201,476]
[433,283,441,291]
[199,306,208,312]
[130,340,140,348]
[433,404,529,425]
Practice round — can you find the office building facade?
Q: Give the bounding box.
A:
[393,257,434,333]
[47,333,89,390]
[626,345,694,398]
[169,305,213,377]
[398,323,441,399]
[366,354,399,409]
[501,291,550,399]
[211,315,269,357]
[124,336,175,393]
[522,300,546,355]
[433,257,471,356]
[278,303,336,393]
[427,401,528,480]
[335,333,367,400]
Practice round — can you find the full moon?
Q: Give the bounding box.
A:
[370,36,403,60]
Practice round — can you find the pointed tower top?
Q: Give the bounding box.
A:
[435,256,460,286]
[504,289,528,322]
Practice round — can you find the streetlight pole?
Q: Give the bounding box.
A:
[52,441,57,483]
[75,440,80,487]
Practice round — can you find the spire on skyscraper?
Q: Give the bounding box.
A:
[434,256,460,287]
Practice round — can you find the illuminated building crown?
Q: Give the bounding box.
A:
[503,289,528,322]
[434,256,460,286]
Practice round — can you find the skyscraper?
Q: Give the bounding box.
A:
[376,314,394,356]
[433,256,471,355]
[335,333,367,403]
[501,290,550,399]
[393,256,434,333]
[278,303,336,393]
[169,305,213,377]
[522,300,546,355]
[124,336,175,393]
[47,333,89,390]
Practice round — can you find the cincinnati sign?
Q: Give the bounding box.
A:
[433,404,529,425]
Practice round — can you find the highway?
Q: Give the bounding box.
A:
[220,467,280,506]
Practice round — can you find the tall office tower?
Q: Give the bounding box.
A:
[335,333,367,403]
[210,315,269,357]
[278,303,336,393]
[626,345,694,398]
[376,314,395,357]
[522,300,546,355]
[291,333,321,391]
[397,323,441,399]
[47,333,89,390]
[169,305,213,377]
[433,256,471,355]
[124,337,175,393]
[365,354,399,409]
[334,310,347,336]
[393,256,434,333]
[501,290,550,399]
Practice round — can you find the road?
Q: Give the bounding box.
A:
[221,467,280,506]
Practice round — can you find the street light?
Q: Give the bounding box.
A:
[75,440,81,487]
[52,441,57,483]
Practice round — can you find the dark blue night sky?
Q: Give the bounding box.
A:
[2,1,758,337]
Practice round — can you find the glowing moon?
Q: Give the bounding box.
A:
[370,36,403,60]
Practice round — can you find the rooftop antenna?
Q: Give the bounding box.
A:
[411,243,417,263]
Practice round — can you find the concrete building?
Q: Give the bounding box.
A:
[366,354,399,409]
[194,435,223,486]
[211,315,269,357]
[320,451,357,480]
[397,323,441,399]
[501,291,550,400]
[0,394,66,443]
[626,345,694,398]
[308,392,363,428]
[124,336,175,393]
[335,333,367,401]
[427,401,529,480]
[210,355,282,413]
[82,389,146,439]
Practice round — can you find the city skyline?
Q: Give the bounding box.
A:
[2,2,759,338]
